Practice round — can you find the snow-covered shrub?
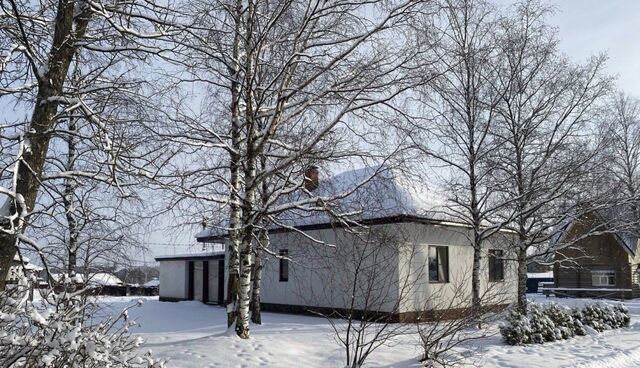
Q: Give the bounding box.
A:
[543,303,578,340]
[528,303,557,343]
[580,303,630,332]
[500,303,564,345]
[0,277,163,367]
[570,310,586,336]
[499,309,532,345]
[501,301,630,345]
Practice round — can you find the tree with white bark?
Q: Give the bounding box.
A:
[0,0,176,288]
[598,92,640,217]
[153,0,434,338]
[404,0,508,320]
[488,0,611,312]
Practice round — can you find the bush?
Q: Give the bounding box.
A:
[580,303,630,332]
[500,301,630,346]
[0,277,163,367]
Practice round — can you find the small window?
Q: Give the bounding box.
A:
[279,249,289,282]
[489,249,504,282]
[429,246,449,283]
[592,270,615,287]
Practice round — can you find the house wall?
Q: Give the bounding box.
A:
[254,221,517,319]
[396,223,517,318]
[7,262,26,282]
[260,224,401,314]
[159,260,187,301]
[193,261,204,301]
[554,214,634,298]
[208,260,221,303]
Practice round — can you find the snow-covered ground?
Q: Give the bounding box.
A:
[96,295,640,367]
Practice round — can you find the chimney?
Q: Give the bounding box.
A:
[304,166,319,191]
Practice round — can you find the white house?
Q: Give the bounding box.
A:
[156,251,225,304]
[157,166,518,321]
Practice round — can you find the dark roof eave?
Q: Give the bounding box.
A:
[196,214,470,242]
[154,254,225,262]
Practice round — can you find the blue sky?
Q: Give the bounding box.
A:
[550,0,640,96]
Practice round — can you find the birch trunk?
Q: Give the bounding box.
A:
[516,245,528,313]
[471,230,482,317]
[63,118,79,279]
[250,228,266,324]
[236,228,253,338]
[224,0,244,328]
[235,0,257,339]
[0,1,90,288]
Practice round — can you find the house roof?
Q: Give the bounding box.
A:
[155,250,225,261]
[553,205,640,257]
[196,165,457,241]
[12,254,44,272]
[143,278,160,287]
[50,272,123,286]
[596,205,640,256]
[527,271,553,279]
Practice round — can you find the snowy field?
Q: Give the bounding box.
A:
[96,295,640,368]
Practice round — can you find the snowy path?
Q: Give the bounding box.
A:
[97,296,640,367]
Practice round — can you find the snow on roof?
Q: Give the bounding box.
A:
[196,165,455,239]
[308,165,451,221]
[527,271,553,279]
[12,254,43,271]
[155,250,225,261]
[23,263,43,272]
[13,254,30,263]
[143,278,159,287]
[87,273,123,286]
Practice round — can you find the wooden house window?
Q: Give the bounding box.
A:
[592,270,615,286]
[279,249,289,282]
[429,246,449,283]
[488,249,504,282]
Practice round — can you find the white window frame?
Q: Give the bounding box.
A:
[591,270,615,287]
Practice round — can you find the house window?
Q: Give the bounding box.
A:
[429,246,449,283]
[489,249,504,282]
[592,270,615,287]
[279,249,289,282]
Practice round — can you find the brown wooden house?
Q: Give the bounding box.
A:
[553,210,640,299]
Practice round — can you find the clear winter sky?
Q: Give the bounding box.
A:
[548,0,640,96]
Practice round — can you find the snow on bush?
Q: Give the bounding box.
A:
[500,301,629,345]
[577,303,630,332]
[0,277,163,367]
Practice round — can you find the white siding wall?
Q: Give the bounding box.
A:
[193,261,203,301]
[159,260,187,300]
[397,222,518,313]
[256,222,517,314]
[261,227,401,313]
[208,260,220,303]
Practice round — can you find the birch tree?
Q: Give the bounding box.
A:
[489,0,611,312]
[407,0,506,319]
[599,92,640,217]
[0,0,175,288]
[155,0,432,338]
